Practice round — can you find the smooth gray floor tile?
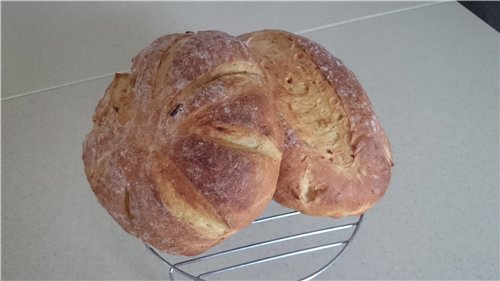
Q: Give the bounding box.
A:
[2,1,498,280]
[2,1,426,98]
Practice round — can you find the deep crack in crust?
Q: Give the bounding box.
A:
[82,31,284,256]
[240,30,393,218]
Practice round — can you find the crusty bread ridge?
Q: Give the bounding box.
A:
[82,31,284,256]
[240,30,393,218]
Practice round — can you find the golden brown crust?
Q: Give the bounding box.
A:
[82,31,283,256]
[240,30,393,218]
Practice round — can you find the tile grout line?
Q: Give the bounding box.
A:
[1,70,128,102]
[294,1,443,35]
[2,1,444,102]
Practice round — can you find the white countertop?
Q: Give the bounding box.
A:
[2,2,499,280]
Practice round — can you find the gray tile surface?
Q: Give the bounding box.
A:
[2,1,426,98]
[2,1,499,280]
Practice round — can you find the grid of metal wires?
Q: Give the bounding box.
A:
[146,209,363,280]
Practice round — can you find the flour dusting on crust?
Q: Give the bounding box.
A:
[82,31,283,256]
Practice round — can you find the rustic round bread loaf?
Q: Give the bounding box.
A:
[82,31,283,256]
[240,30,393,218]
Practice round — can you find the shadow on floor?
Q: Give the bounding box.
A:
[459,1,499,32]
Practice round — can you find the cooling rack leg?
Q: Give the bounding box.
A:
[169,267,175,281]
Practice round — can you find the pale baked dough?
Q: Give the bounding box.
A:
[240,30,393,218]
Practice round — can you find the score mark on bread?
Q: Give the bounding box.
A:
[241,30,393,218]
[193,123,281,161]
[242,32,354,167]
[83,31,284,256]
[151,156,229,238]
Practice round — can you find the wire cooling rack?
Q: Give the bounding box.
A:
[146,204,363,280]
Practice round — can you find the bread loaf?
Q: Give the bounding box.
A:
[82,31,283,256]
[240,30,393,218]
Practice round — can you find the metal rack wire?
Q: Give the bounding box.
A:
[146,208,363,280]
